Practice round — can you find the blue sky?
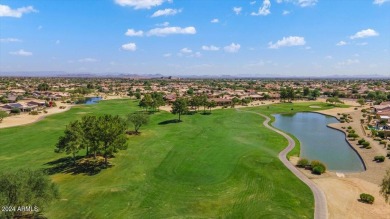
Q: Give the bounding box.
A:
[0,0,389,76]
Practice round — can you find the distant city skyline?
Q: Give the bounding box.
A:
[0,0,389,76]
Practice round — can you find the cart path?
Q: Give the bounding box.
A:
[237,109,328,219]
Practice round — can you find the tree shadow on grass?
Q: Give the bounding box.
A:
[158,119,182,125]
[43,156,112,176]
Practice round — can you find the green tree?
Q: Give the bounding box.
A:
[207,100,217,113]
[95,115,128,165]
[0,110,8,123]
[303,87,310,96]
[0,169,59,218]
[171,98,188,121]
[311,89,321,100]
[37,83,50,91]
[357,98,365,107]
[380,169,390,204]
[55,120,84,164]
[280,88,288,102]
[127,113,149,134]
[81,115,100,158]
[231,97,240,107]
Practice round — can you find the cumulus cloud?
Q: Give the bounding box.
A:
[251,0,271,16]
[211,18,219,23]
[0,38,22,43]
[268,36,306,49]
[9,49,32,56]
[180,48,192,53]
[275,0,317,7]
[0,4,37,17]
[163,53,172,57]
[373,0,390,5]
[114,0,166,9]
[151,8,181,17]
[350,29,379,39]
[156,21,169,26]
[202,45,220,51]
[78,58,97,62]
[125,29,144,36]
[233,7,242,15]
[250,1,257,5]
[147,26,196,36]
[121,43,137,51]
[336,41,347,46]
[282,10,290,15]
[224,43,241,53]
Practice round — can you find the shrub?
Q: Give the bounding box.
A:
[360,193,374,204]
[347,126,352,129]
[362,142,370,148]
[43,110,48,114]
[312,166,326,175]
[374,137,382,141]
[386,152,390,157]
[311,160,327,175]
[358,139,366,145]
[366,146,371,149]
[297,158,309,167]
[362,113,367,118]
[361,109,367,113]
[354,107,358,110]
[29,111,38,115]
[380,140,386,145]
[10,108,21,114]
[347,133,359,138]
[374,156,385,162]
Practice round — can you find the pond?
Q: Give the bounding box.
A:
[77,97,103,105]
[272,112,365,172]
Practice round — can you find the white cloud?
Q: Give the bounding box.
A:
[336,41,347,46]
[233,7,242,15]
[338,59,360,66]
[0,4,37,17]
[9,49,32,56]
[147,26,196,36]
[373,0,390,5]
[121,43,137,51]
[296,0,318,7]
[250,1,257,5]
[125,29,144,36]
[357,42,368,46]
[211,18,219,23]
[180,48,192,53]
[275,0,317,7]
[55,40,60,44]
[268,36,306,49]
[350,29,379,39]
[325,55,333,59]
[224,43,241,53]
[151,8,181,17]
[163,53,172,57]
[114,0,166,9]
[37,25,43,30]
[78,58,97,63]
[0,38,22,43]
[156,21,169,26]
[282,10,290,15]
[251,0,271,16]
[202,45,220,51]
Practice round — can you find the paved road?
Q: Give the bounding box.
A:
[237,109,328,219]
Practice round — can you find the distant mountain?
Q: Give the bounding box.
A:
[0,71,388,79]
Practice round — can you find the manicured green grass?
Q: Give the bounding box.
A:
[0,100,342,218]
